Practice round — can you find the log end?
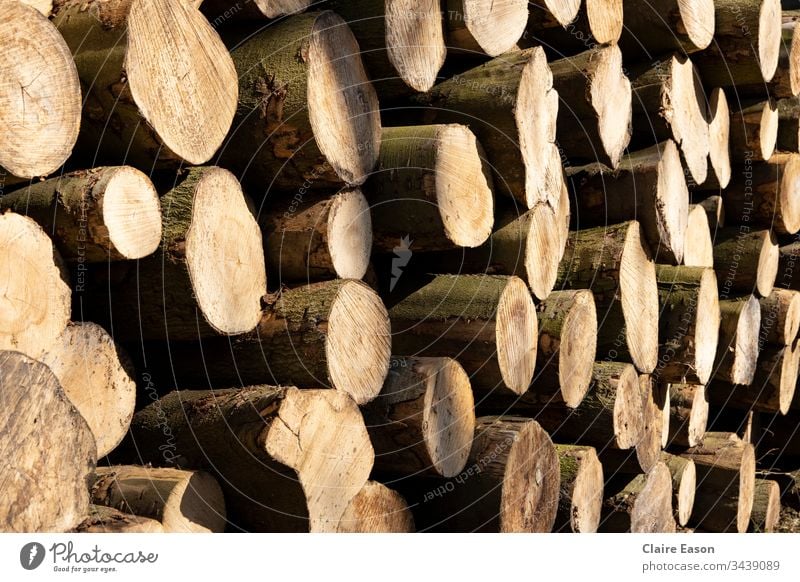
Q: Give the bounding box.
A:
[677,0,715,50]
[752,479,781,533]
[567,446,603,533]
[676,458,696,527]
[557,290,597,408]
[537,0,581,27]
[586,0,623,44]
[655,140,689,264]
[760,99,779,161]
[612,363,646,450]
[670,56,710,185]
[435,125,494,248]
[729,296,762,385]
[791,22,800,96]
[307,11,381,186]
[707,88,731,189]
[631,462,677,533]
[525,203,564,300]
[327,281,392,404]
[683,205,714,268]
[102,167,162,260]
[185,167,266,336]
[385,0,446,91]
[496,276,538,395]
[327,188,372,280]
[779,154,800,235]
[163,470,227,533]
[0,1,80,178]
[758,0,782,82]
[458,0,528,57]
[756,230,779,297]
[695,269,722,385]
[592,45,632,169]
[336,481,415,533]
[126,0,238,164]
[737,442,756,533]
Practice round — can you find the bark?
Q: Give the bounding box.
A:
[713,296,762,385]
[335,481,415,533]
[521,0,624,56]
[776,98,800,153]
[760,288,800,345]
[200,0,311,21]
[619,0,715,56]
[727,100,778,163]
[600,462,676,533]
[667,383,709,448]
[750,479,781,532]
[714,228,779,298]
[661,453,697,527]
[73,505,164,533]
[736,19,800,99]
[553,444,603,533]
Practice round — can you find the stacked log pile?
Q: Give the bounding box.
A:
[3,0,800,534]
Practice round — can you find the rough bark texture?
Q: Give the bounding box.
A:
[776,98,800,152]
[750,478,781,532]
[714,228,778,298]
[73,505,164,533]
[619,0,715,56]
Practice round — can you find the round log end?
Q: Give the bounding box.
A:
[307,11,381,186]
[686,384,709,447]
[677,458,696,527]
[678,0,715,50]
[435,125,494,248]
[558,290,597,408]
[185,168,266,336]
[569,447,603,533]
[695,269,721,385]
[777,341,800,415]
[779,154,800,234]
[755,99,779,161]
[253,0,312,18]
[636,376,665,473]
[102,167,162,260]
[542,0,581,27]
[386,0,446,91]
[336,481,415,533]
[459,0,528,57]
[752,480,781,533]
[586,0,623,44]
[496,276,538,395]
[327,281,391,404]
[791,22,800,96]
[758,0,782,82]
[327,188,372,280]
[729,296,762,385]
[0,1,80,178]
[40,322,136,459]
[592,44,632,169]
[620,221,660,373]
[655,140,689,264]
[165,471,226,533]
[633,462,677,533]
[756,230,779,297]
[0,213,70,358]
[525,203,563,300]
[126,0,237,164]
[708,88,731,188]
[613,363,646,450]
[671,56,710,185]
[684,205,714,268]
[500,420,560,532]
[423,358,475,478]
[737,442,756,533]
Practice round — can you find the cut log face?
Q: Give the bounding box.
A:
[667,383,709,448]
[758,0,783,81]
[53,0,237,166]
[336,481,415,533]
[714,228,779,298]
[262,188,372,282]
[535,290,597,408]
[389,275,538,395]
[585,0,623,44]
[554,445,603,533]
[728,100,778,163]
[714,296,762,385]
[0,213,71,359]
[601,462,676,533]
[91,466,226,533]
[708,88,732,188]
[0,1,80,179]
[683,205,715,268]
[760,289,800,345]
[0,166,162,261]
[655,266,720,385]
[19,0,52,16]
[39,322,136,458]
[0,351,96,532]
[750,479,780,532]
[661,453,696,527]
[695,194,726,230]
[446,0,528,56]
[549,44,632,168]
[366,124,494,252]
[74,505,164,533]
[634,375,668,473]
[201,0,311,20]
[363,357,475,478]
[528,0,581,28]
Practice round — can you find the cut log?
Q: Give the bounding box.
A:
[410,417,560,533]
[760,288,800,345]
[364,124,494,252]
[714,296,762,385]
[667,383,709,447]
[707,88,732,188]
[0,351,96,532]
[261,188,372,282]
[0,213,70,359]
[714,228,779,297]
[549,44,632,168]
[629,54,710,185]
[525,0,581,32]
[720,154,800,236]
[91,466,226,533]
[694,194,726,230]
[335,481,415,533]
[362,357,475,478]
[73,505,164,533]
[778,241,800,291]
[693,0,782,86]
[414,47,561,209]
[750,479,781,532]
[389,275,537,395]
[200,0,311,20]
[654,266,720,385]
[553,444,603,533]
[222,10,380,189]
[600,462,676,533]
[776,98,800,153]
[682,432,756,533]
[19,0,52,16]
[0,1,80,180]
[534,290,597,408]
[88,167,266,341]
[39,322,135,458]
[683,205,715,268]
[0,167,161,261]
[568,141,689,264]
[707,341,800,414]
[736,19,800,98]
[126,387,374,532]
[328,0,445,95]
[444,0,528,56]
[727,100,778,163]
[522,0,624,55]
[661,453,697,527]
[52,0,237,167]
[619,0,715,56]
[557,221,659,373]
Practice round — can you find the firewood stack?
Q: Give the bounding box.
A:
[4,0,800,534]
